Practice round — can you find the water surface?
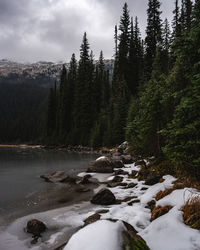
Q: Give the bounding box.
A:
[0,147,96,217]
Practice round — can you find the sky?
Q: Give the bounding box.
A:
[0,0,175,63]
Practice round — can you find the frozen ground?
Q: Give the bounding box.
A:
[0,160,200,250]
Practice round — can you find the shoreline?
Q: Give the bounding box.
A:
[0,144,43,149]
[0,181,98,227]
[1,151,200,250]
[0,144,111,155]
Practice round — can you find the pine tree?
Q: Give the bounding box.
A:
[145,0,162,78]
[90,51,111,148]
[179,0,193,32]
[58,65,68,139]
[46,82,57,138]
[161,18,171,74]
[67,53,77,143]
[172,0,181,40]
[161,0,200,176]
[184,0,193,31]
[73,32,94,145]
[118,2,131,78]
[114,25,118,56]
[127,17,142,96]
[126,49,166,157]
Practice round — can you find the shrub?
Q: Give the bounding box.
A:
[182,194,200,230]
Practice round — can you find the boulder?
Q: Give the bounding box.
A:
[84,213,101,226]
[130,170,138,177]
[87,159,114,173]
[135,160,146,166]
[91,188,116,205]
[75,185,90,193]
[111,160,125,168]
[112,175,123,183]
[118,141,128,152]
[40,171,75,183]
[76,174,91,185]
[114,169,128,175]
[107,182,127,188]
[122,154,134,164]
[122,221,150,250]
[111,152,123,161]
[112,151,122,156]
[145,173,162,185]
[125,183,137,189]
[137,166,150,181]
[26,219,46,238]
[95,209,109,214]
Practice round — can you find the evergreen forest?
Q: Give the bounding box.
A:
[46,0,200,176]
[1,0,199,178]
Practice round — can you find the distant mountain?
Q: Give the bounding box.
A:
[0,59,114,86]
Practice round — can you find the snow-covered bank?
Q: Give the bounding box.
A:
[0,202,96,250]
[1,159,200,250]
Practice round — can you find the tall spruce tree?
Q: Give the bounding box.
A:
[162,0,200,176]
[67,53,77,144]
[111,3,131,145]
[118,2,131,79]
[127,17,142,96]
[90,51,111,148]
[46,82,57,138]
[145,0,162,78]
[172,0,181,40]
[73,32,94,145]
[58,65,68,140]
[161,18,171,74]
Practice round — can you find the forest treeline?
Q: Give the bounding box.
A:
[45,0,199,176]
[0,83,48,143]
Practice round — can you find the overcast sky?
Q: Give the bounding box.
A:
[0,0,175,63]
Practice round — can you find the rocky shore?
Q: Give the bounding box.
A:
[1,142,200,250]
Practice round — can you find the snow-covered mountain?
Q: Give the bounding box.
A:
[0,59,114,85]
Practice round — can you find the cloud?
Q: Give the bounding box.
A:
[0,0,175,62]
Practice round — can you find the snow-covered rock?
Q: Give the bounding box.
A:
[64,220,124,250]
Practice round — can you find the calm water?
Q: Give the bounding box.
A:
[0,147,96,214]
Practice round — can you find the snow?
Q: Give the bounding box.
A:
[101,204,151,231]
[140,207,200,250]
[140,186,200,250]
[157,188,194,208]
[64,220,124,250]
[140,175,176,204]
[0,202,96,250]
[96,156,107,161]
[78,172,113,183]
[1,161,200,250]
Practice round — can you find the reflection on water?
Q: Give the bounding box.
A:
[0,147,96,213]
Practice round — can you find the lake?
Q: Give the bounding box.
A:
[0,147,96,219]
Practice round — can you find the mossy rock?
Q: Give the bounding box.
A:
[185,213,200,230]
[191,220,200,229]
[122,221,150,250]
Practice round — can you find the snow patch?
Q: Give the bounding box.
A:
[96,156,106,161]
[64,220,124,250]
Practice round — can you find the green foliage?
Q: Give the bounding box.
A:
[0,83,48,143]
[161,0,200,176]
[162,84,200,175]
[44,0,200,179]
[145,0,162,78]
[47,82,57,137]
[126,73,166,157]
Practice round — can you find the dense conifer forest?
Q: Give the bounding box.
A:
[0,83,48,143]
[46,0,200,176]
[0,0,199,177]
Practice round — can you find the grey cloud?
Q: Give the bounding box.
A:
[0,0,175,62]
